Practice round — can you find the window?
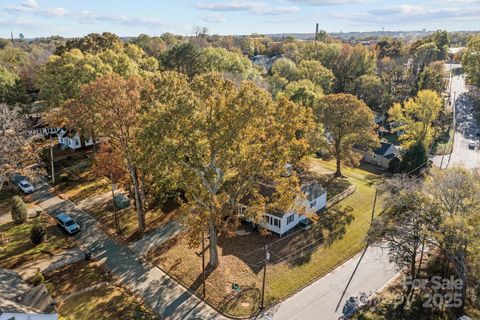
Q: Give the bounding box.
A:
[310,200,317,208]
[287,215,294,225]
[273,218,280,228]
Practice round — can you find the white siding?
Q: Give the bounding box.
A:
[260,191,327,236]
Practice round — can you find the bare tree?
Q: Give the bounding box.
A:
[0,104,35,191]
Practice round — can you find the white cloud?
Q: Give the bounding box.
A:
[22,0,38,9]
[195,1,299,15]
[288,0,366,5]
[431,0,480,3]
[201,13,226,23]
[329,5,480,24]
[38,7,68,17]
[4,1,67,17]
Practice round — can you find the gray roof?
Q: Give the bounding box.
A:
[301,182,327,202]
[375,142,393,156]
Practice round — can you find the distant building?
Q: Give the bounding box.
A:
[25,114,60,138]
[359,142,400,169]
[251,55,279,72]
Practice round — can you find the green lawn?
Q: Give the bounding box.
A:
[149,158,385,316]
[266,159,384,302]
[433,128,454,155]
[0,215,75,268]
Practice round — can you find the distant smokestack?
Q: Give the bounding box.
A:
[315,23,319,41]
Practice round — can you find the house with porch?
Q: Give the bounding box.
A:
[241,179,327,236]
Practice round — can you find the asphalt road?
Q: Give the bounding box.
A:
[433,64,480,169]
[267,245,397,320]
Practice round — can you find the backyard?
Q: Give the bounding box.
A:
[147,158,385,317]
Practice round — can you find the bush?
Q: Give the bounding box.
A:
[31,272,45,286]
[11,195,27,224]
[30,219,47,245]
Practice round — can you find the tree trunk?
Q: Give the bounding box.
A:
[128,164,145,234]
[334,152,342,178]
[400,249,418,316]
[208,221,219,269]
[458,248,468,316]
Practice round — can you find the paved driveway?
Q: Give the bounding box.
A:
[31,180,224,320]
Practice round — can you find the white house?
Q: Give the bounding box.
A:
[258,181,327,236]
[57,128,94,150]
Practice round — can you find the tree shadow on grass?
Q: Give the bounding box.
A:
[287,205,354,267]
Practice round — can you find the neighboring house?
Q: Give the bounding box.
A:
[57,128,94,150]
[388,121,405,136]
[25,114,60,138]
[251,55,279,72]
[373,112,386,126]
[360,142,400,169]
[0,269,57,320]
[260,181,327,236]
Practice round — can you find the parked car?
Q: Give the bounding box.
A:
[468,142,476,150]
[55,213,81,234]
[18,180,34,194]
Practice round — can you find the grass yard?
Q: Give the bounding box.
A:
[55,170,110,203]
[0,214,75,269]
[148,158,385,317]
[54,159,110,203]
[0,189,15,213]
[86,204,176,242]
[46,261,158,320]
[433,128,454,156]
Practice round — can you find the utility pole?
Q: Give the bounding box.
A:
[315,23,319,41]
[261,244,269,309]
[202,230,206,299]
[50,135,55,184]
[370,188,378,223]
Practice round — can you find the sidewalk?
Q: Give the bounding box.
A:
[31,180,224,320]
[129,221,183,256]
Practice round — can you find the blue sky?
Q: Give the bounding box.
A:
[1,0,479,38]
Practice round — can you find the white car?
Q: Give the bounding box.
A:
[55,213,81,234]
[18,180,34,194]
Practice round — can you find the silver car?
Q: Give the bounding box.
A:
[55,213,81,234]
